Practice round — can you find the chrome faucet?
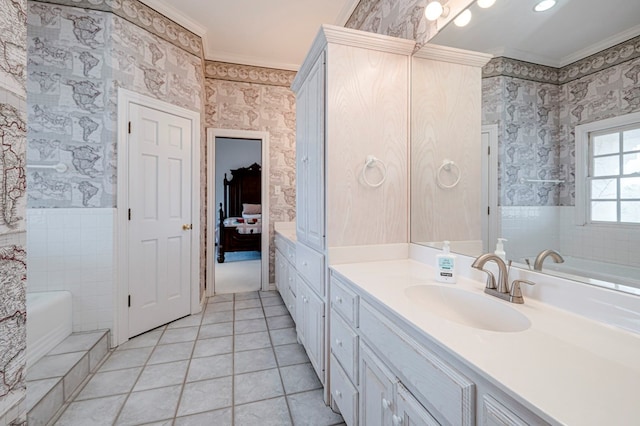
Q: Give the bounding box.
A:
[534,249,564,271]
[472,253,536,304]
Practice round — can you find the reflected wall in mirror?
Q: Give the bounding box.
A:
[413,0,640,293]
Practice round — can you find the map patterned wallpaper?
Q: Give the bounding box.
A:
[482,39,640,207]
[0,0,27,423]
[205,75,297,283]
[26,2,203,208]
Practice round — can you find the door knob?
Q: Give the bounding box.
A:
[182,224,192,230]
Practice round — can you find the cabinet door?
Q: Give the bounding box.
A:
[275,249,286,293]
[303,280,325,381]
[296,51,325,251]
[360,342,395,426]
[295,274,307,346]
[395,383,440,426]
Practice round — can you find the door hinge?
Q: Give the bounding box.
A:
[128,295,131,307]
[128,121,131,134]
[128,209,131,220]
[488,206,490,215]
[488,146,491,155]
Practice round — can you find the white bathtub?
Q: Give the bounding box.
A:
[26,291,72,368]
[532,256,640,293]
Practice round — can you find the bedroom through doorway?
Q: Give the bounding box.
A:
[213,136,263,294]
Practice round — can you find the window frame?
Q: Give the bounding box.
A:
[575,111,640,227]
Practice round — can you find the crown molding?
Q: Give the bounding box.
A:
[560,24,640,68]
[322,24,416,55]
[136,0,207,37]
[335,0,362,26]
[414,43,492,68]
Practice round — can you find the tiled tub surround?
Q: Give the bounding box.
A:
[330,245,640,425]
[26,208,115,333]
[26,291,73,368]
[50,291,344,426]
[26,330,109,426]
[500,206,640,272]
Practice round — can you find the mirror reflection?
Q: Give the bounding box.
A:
[413,0,640,293]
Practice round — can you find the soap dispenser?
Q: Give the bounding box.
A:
[435,240,457,283]
[495,238,507,261]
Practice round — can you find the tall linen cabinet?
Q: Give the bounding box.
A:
[291,25,415,400]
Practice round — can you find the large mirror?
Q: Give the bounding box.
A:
[412,0,640,294]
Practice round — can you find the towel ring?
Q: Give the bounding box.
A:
[362,155,387,188]
[436,159,461,189]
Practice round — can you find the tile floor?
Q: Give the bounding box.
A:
[51,291,344,426]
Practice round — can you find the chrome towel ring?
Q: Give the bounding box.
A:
[436,159,461,189]
[362,155,387,188]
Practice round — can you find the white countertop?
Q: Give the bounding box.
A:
[331,259,640,426]
[274,222,296,242]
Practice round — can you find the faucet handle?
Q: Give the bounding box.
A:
[479,269,497,289]
[509,279,536,304]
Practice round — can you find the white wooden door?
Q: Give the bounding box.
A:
[128,103,192,337]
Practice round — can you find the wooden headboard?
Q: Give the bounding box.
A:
[223,163,261,218]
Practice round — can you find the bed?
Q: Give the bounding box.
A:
[217,162,262,263]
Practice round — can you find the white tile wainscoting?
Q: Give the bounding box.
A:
[26,208,115,333]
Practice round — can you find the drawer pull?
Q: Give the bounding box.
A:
[303,261,308,266]
[392,414,403,425]
[335,296,343,304]
[335,338,342,347]
[382,398,392,410]
[334,389,342,398]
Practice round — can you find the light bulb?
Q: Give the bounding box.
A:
[477,0,496,8]
[534,0,556,12]
[425,1,444,21]
[454,9,472,27]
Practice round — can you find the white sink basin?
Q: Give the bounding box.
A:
[404,285,531,332]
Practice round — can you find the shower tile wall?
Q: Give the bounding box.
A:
[499,206,560,261]
[26,208,114,332]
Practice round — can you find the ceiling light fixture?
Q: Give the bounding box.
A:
[425,1,449,21]
[476,0,496,8]
[533,0,557,12]
[454,9,472,27]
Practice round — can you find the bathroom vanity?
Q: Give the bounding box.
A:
[328,257,640,426]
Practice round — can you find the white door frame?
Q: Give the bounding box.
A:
[115,88,201,346]
[481,124,499,253]
[206,128,270,297]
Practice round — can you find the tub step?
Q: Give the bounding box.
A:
[26,330,110,426]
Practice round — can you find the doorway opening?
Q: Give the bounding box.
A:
[206,129,270,296]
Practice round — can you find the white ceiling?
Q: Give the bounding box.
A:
[138,0,640,71]
[430,0,640,68]
[139,0,359,70]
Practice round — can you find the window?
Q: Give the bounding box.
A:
[575,112,640,226]
[589,126,640,223]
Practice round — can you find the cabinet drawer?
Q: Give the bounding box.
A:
[359,301,475,426]
[330,354,358,426]
[330,311,358,383]
[330,276,358,325]
[296,242,324,296]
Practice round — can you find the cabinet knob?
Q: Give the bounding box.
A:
[335,338,342,347]
[335,296,343,304]
[334,389,342,398]
[392,414,403,425]
[302,261,308,266]
[382,398,392,410]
